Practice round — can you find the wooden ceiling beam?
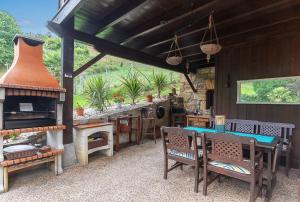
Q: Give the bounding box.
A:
[93,0,147,35]
[120,0,223,46]
[60,27,186,73]
[143,0,300,51]
[75,0,147,35]
[52,0,87,24]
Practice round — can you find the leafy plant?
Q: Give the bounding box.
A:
[152,71,168,98]
[121,71,143,104]
[83,76,110,111]
[112,91,125,103]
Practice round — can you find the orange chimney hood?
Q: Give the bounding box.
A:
[0,35,65,92]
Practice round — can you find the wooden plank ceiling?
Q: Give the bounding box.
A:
[50,0,300,73]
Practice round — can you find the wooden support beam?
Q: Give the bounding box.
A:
[184,74,197,93]
[144,0,300,50]
[121,0,221,46]
[52,0,86,24]
[73,53,106,77]
[61,20,74,144]
[94,0,147,35]
[61,28,186,73]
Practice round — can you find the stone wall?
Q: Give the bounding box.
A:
[179,67,215,115]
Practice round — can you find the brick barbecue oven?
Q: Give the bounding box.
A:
[0,35,66,192]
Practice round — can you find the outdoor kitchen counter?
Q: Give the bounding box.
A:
[73,122,113,166]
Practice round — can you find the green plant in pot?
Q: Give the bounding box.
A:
[121,71,143,105]
[152,71,168,98]
[112,91,125,108]
[75,102,84,116]
[84,76,110,111]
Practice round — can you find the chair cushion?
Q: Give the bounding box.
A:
[208,160,251,175]
[167,149,203,160]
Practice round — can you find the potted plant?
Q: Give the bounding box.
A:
[83,76,110,111]
[146,94,153,102]
[75,103,84,116]
[121,71,143,105]
[152,72,168,98]
[112,92,125,108]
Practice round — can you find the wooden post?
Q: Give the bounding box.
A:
[61,19,74,144]
[3,167,8,192]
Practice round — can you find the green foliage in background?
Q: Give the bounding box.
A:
[0,12,181,108]
[120,71,143,104]
[240,78,300,103]
[152,71,168,98]
[83,76,110,111]
[0,12,21,69]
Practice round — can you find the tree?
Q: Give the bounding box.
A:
[0,12,21,69]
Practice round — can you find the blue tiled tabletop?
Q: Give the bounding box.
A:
[184,127,275,144]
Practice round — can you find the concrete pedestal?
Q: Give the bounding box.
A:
[73,123,113,166]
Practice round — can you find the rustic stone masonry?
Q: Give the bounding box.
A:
[179,67,215,114]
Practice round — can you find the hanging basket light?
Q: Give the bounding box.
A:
[200,12,222,62]
[166,35,183,66]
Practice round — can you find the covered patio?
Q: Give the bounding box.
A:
[0,0,300,201]
[0,141,298,202]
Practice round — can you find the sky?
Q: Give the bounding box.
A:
[0,0,57,34]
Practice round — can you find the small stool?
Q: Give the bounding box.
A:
[141,108,156,144]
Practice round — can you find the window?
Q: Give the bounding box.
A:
[237,76,300,105]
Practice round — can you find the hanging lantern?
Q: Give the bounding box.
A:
[200,12,222,62]
[166,35,183,65]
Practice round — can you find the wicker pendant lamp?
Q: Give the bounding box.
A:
[200,12,222,62]
[166,35,183,66]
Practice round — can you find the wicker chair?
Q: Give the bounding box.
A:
[258,121,295,176]
[140,107,156,144]
[201,133,263,202]
[161,127,203,193]
[235,119,259,133]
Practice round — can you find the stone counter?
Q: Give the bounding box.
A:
[74,99,170,128]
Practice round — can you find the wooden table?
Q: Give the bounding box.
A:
[110,115,141,151]
[186,115,210,128]
[184,127,280,202]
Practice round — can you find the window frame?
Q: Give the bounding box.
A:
[236,76,300,105]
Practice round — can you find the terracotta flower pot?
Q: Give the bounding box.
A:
[76,108,84,116]
[146,95,153,102]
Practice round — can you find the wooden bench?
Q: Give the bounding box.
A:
[0,149,63,192]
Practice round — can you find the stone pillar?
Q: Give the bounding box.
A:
[179,67,215,114]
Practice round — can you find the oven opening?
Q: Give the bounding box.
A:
[3,96,57,129]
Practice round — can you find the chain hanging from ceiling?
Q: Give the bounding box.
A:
[166,35,183,66]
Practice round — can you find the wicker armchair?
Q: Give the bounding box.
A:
[201,133,263,202]
[161,127,203,193]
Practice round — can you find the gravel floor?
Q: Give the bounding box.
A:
[0,140,298,202]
